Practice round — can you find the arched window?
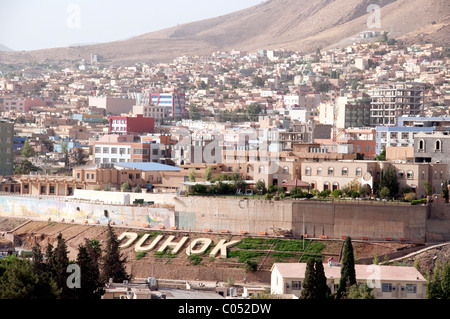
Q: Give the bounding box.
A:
[328,167,334,176]
[434,170,438,179]
[283,166,289,174]
[435,140,441,151]
[440,170,444,179]
[418,139,425,151]
[305,167,311,175]
[317,168,322,175]
[341,167,348,176]
[398,170,404,178]
[356,168,362,176]
[259,165,264,173]
[323,182,330,190]
[407,170,413,179]
[332,182,339,191]
[311,182,316,189]
[410,184,417,193]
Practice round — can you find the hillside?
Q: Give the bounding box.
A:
[0,0,448,65]
[2,218,447,284]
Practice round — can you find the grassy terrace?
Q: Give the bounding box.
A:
[227,237,326,265]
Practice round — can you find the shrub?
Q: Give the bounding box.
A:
[121,182,131,192]
[411,198,427,205]
[404,192,416,202]
[331,189,343,198]
[192,184,207,194]
[188,254,202,265]
[136,252,147,260]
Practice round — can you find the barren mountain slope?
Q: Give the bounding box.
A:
[0,0,447,65]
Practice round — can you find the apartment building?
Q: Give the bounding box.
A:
[133,104,171,123]
[88,96,136,115]
[270,263,427,299]
[109,114,155,135]
[375,126,434,155]
[137,91,187,119]
[369,82,424,126]
[319,96,371,129]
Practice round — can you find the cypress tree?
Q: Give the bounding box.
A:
[51,233,71,299]
[336,236,356,299]
[315,260,330,299]
[101,224,131,283]
[300,258,317,299]
[76,244,105,299]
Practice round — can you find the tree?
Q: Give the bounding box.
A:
[188,168,196,182]
[121,182,131,192]
[300,259,330,299]
[101,225,131,283]
[300,259,317,299]
[255,180,267,194]
[204,165,213,182]
[50,233,72,299]
[336,237,356,299]
[426,260,450,299]
[71,147,88,167]
[315,260,330,299]
[347,283,374,299]
[14,159,41,175]
[22,138,33,158]
[442,180,449,203]
[75,244,105,299]
[379,167,399,198]
[374,149,386,161]
[246,103,262,122]
[379,186,390,200]
[424,182,432,196]
[0,255,59,299]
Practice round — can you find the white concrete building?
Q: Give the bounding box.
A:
[270,262,427,299]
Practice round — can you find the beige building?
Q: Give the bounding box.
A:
[300,160,446,198]
[270,263,427,299]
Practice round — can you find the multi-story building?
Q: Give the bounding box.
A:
[375,126,435,155]
[109,114,155,135]
[88,96,136,115]
[300,159,446,197]
[137,91,187,119]
[0,120,14,176]
[414,131,450,180]
[133,104,172,124]
[319,96,371,129]
[369,82,424,126]
[93,135,150,164]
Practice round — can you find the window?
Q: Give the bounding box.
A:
[103,147,109,154]
[259,165,264,173]
[292,281,302,290]
[328,167,334,176]
[398,170,404,178]
[418,140,425,151]
[382,283,392,292]
[111,148,117,154]
[342,167,348,176]
[422,170,425,179]
[283,166,288,174]
[356,168,362,176]
[365,145,370,152]
[323,182,329,190]
[95,147,101,153]
[317,168,322,175]
[435,140,441,151]
[406,284,417,293]
[305,167,311,175]
[407,170,413,179]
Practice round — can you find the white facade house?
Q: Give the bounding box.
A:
[271,263,427,299]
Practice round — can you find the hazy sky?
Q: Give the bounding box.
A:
[0,0,264,51]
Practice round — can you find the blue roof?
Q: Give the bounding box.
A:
[115,162,180,172]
